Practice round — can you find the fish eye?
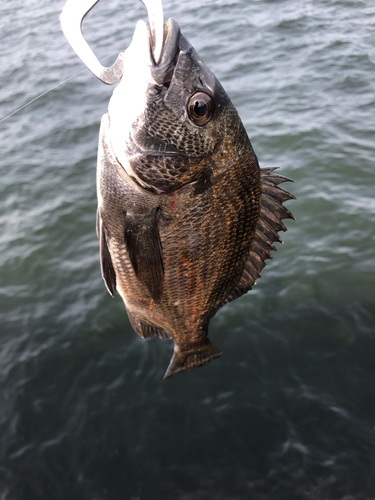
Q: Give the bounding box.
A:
[187,92,214,126]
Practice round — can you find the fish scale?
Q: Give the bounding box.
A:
[61,0,294,379]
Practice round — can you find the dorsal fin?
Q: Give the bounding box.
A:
[226,168,295,303]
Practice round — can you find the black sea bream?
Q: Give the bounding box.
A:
[61,0,295,379]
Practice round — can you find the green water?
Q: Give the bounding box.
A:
[0,0,374,498]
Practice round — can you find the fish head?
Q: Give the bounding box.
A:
[107,18,241,193]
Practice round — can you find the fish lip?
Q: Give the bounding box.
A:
[150,18,180,85]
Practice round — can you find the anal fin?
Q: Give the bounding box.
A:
[124,208,164,302]
[127,311,170,339]
[164,339,222,379]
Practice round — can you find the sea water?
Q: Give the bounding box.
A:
[0,0,374,498]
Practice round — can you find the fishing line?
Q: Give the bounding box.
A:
[0,53,122,124]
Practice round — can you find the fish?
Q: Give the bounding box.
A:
[61,0,295,379]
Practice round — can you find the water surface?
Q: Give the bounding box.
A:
[0,0,375,498]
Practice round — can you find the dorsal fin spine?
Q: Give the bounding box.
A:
[260,206,288,232]
[225,168,295,304]
[255,229,277,252]
[262,182,296,203]
[257,218,284,244]
[261,192,296,221]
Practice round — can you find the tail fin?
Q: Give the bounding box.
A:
[163,339,222,380]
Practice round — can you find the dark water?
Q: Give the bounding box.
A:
[1,0,375,498]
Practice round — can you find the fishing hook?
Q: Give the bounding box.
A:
[60,0,164,85]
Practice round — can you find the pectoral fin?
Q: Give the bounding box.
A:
[124,208,164,302]
[97,210,117,297]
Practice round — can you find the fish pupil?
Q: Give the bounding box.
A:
[187,92,214,126]
[194,100,207,117]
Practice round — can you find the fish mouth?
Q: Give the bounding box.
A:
[106,18,183,181]
[149,18,180,85]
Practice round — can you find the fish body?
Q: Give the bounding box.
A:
[96,18,294,379]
